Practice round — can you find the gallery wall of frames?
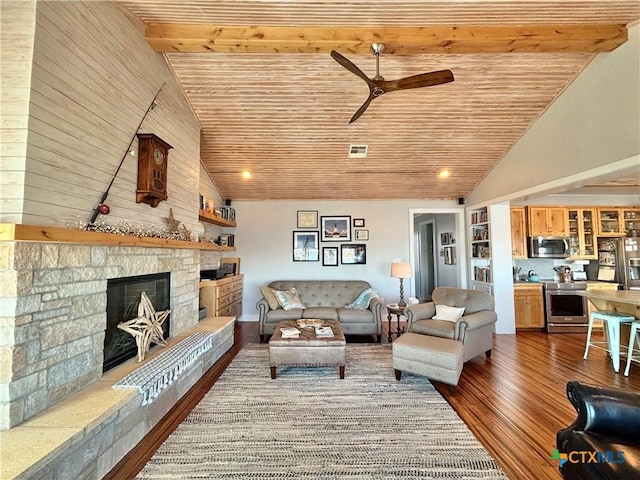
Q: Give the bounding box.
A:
[293,210,369,266]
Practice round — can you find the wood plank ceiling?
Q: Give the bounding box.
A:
[116,1,640,201]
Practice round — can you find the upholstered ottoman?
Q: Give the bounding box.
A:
[269,320,346,379]
[392,332,463,394]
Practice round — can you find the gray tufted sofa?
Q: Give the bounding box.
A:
[257,280,383,343]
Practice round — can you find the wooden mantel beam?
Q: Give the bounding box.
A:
[145,24,628,54]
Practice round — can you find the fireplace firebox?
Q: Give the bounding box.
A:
[104,273,171,372]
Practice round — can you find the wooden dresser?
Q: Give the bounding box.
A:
[199,274,243,318]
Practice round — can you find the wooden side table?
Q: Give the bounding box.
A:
[386,304,406,342]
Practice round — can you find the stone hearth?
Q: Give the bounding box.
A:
[0,316,235,480]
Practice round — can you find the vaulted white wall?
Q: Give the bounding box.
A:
[466,24,640,206]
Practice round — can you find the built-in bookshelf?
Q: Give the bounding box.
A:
[469,207,492,293]
[198,210,236,228]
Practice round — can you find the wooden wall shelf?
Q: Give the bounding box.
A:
[199,211,236,228]
[0,224,235,251]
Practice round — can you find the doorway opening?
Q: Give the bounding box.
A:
[409,209,466,302]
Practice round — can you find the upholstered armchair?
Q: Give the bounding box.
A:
[404,287,497,363]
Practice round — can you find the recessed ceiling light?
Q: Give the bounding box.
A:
[240,169,253,179]
[438,169,451,178]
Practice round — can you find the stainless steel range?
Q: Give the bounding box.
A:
[544,281,589,333]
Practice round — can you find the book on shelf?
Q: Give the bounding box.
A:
[280,326,301,338]
[219,206,236,223]
[314,326,334,338]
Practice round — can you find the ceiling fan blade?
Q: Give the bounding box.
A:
[383,70,454,93]
[330,50,374,87]
[349,93,376,124]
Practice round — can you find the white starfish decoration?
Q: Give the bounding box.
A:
[117,291,170,362]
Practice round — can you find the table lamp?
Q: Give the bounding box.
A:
[390,262,412,307]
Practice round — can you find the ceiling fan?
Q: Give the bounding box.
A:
[330,43,454,124]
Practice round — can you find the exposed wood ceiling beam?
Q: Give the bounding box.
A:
[146,24,628,54]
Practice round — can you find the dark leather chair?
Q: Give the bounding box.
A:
[556,381,640,480]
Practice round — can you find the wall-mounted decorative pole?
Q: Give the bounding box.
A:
[87,83,166,226]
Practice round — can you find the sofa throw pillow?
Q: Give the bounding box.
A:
[260,286,281,310]
[433,304,466,322]
[273,287,306,311]
[345,288,380,310]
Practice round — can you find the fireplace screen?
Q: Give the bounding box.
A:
[104,273,171,372]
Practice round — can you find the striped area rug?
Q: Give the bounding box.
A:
[137,344,509,479]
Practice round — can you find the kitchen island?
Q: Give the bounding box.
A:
[579,289,640,319]
[579,289,640,372]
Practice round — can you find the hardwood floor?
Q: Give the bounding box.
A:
[105,322,640,480]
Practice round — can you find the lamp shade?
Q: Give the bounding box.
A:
[390,262,412,279]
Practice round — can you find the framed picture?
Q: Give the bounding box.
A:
[353,218,365,228]
[444,246,456,265]
[218,233,233,246]
[292,231,319,262]
[441,232,454,245]
[341,244,366,265]
[354,229,369,241]
[297,210,318,228]
[322,247,339,266]
[321,216,351,242]
[220,257,241,275]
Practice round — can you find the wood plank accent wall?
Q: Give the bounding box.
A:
[4,1,203,233]
[0,1,37,224]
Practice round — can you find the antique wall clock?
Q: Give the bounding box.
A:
[136,133,172,207]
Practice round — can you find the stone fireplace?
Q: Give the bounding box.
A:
[0,239,221,430]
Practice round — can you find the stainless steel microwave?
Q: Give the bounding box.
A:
[527,236,570,258]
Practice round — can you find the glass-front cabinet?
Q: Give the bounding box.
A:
[597,208,640,236]
[622,209,640,236]
[567,208,596,260]
[597,208,622,236]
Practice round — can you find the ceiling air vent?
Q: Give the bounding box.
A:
[348,144,368,158]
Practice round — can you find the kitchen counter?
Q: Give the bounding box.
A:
[513,280,618,287]
[579,290,640,309]
[579,290,640,356]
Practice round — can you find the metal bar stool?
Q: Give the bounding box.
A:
[583,310,635,372]
[624,321,640,376]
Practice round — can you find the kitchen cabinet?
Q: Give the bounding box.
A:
[597,208,640,236]
[514,283,545,330]
[199,274,243,318]
[622,208,640,235]
[567,208,597,260]
[527,207,569,236]
[597,208,623,236]
[510,207,527,259]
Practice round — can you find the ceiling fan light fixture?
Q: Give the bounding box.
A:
[240,169,253,179]
[330,46,454,124]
